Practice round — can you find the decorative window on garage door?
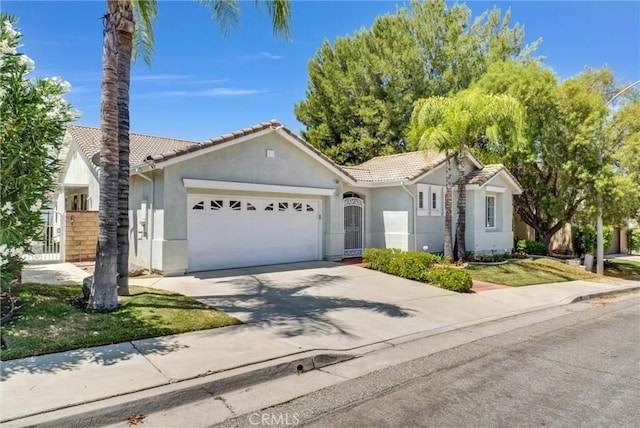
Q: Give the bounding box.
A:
[188,197,319,215]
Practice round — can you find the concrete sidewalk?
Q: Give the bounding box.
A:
[2,262,638,424]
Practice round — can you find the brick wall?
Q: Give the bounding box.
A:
[65,210,98,262]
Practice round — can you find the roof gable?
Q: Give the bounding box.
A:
[460,164,523,194]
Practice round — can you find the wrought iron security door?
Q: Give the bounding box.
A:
[343,197,364,257]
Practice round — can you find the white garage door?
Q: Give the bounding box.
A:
[187,195,321,272]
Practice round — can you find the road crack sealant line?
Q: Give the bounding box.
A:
[214,395,237,416]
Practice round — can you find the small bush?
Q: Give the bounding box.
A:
[363,248,444,274]
[627,228,640,253]
[389,251,444,281]
[363,248,471,292]
[517,240,546,256]
[363,248,402,272]
[427,267,473,293]
[572,224,595,257]
[572,224,614,256]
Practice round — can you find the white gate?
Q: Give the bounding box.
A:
[25,209,62,263]
[344,196,364,257]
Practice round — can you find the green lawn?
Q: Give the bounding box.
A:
[0,283,241,360]
[604,259,640,276]
[466,258,601,287]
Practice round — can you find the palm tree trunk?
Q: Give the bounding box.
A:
[116,1,134,296]
[89,2,120,311]
[455,145,466,261]
[443,156,453,261]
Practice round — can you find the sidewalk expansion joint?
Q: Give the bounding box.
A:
[129,341,171,382]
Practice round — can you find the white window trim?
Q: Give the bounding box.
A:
[417,184,443,217]
[486,194,496,230]
[486,185,506,194]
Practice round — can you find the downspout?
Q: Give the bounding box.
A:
[137,172,154,274]
[400,180,417,251]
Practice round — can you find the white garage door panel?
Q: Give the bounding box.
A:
[187,196,321,271]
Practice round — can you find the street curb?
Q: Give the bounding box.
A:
[568,285,640,303]
[5,285,638,427]
[2,352,354,428]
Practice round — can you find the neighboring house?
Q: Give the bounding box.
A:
[56,120,522,275]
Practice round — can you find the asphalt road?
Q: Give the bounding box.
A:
[218,293,640,428]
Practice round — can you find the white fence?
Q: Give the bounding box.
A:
[24,210,62,263]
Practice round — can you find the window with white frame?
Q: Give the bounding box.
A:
[486,195,496,229]
[417,184,443,216]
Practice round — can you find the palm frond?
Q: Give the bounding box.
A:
[197,0,240,36]
[132,0,158,65]
[258,0,291,40]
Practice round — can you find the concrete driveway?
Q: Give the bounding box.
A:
[129,260,632,351]
[130,261,458,348]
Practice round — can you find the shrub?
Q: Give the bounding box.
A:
[627,228,640,253]
[364,248,446,281]
[389,251,444,281]
[363,248,470,290]
[517,240,546,256]
[572,224,614,256]
[363,248,402,272]
[427,267,473,293]
[0,15,75,287]
[572,224,595,257]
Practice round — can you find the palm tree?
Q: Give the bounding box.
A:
[88,0,291,310]
[89,1,122,310]
[409,88,525,261]
[408,98,455,261]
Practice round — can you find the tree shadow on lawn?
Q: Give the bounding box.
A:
[191,272,413,338]
[0,286,196,380]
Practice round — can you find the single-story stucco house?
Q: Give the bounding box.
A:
[55,120,523,275]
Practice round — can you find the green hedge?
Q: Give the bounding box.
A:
[427,267,473,293]
[516,240,546,255]
[572,224,614,256]
[362,248,472,292]
[627,228,640,253]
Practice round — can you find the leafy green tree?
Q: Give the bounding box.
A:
[0,14,75,288]
[91,0,291,310]
[295,0,538,165]
[409,88,525,260]
[473,62,625,252]
[605,98,640,225]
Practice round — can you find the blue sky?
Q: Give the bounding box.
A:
[4,1,639,142]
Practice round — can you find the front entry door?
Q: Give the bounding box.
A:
[343,196,364,257]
